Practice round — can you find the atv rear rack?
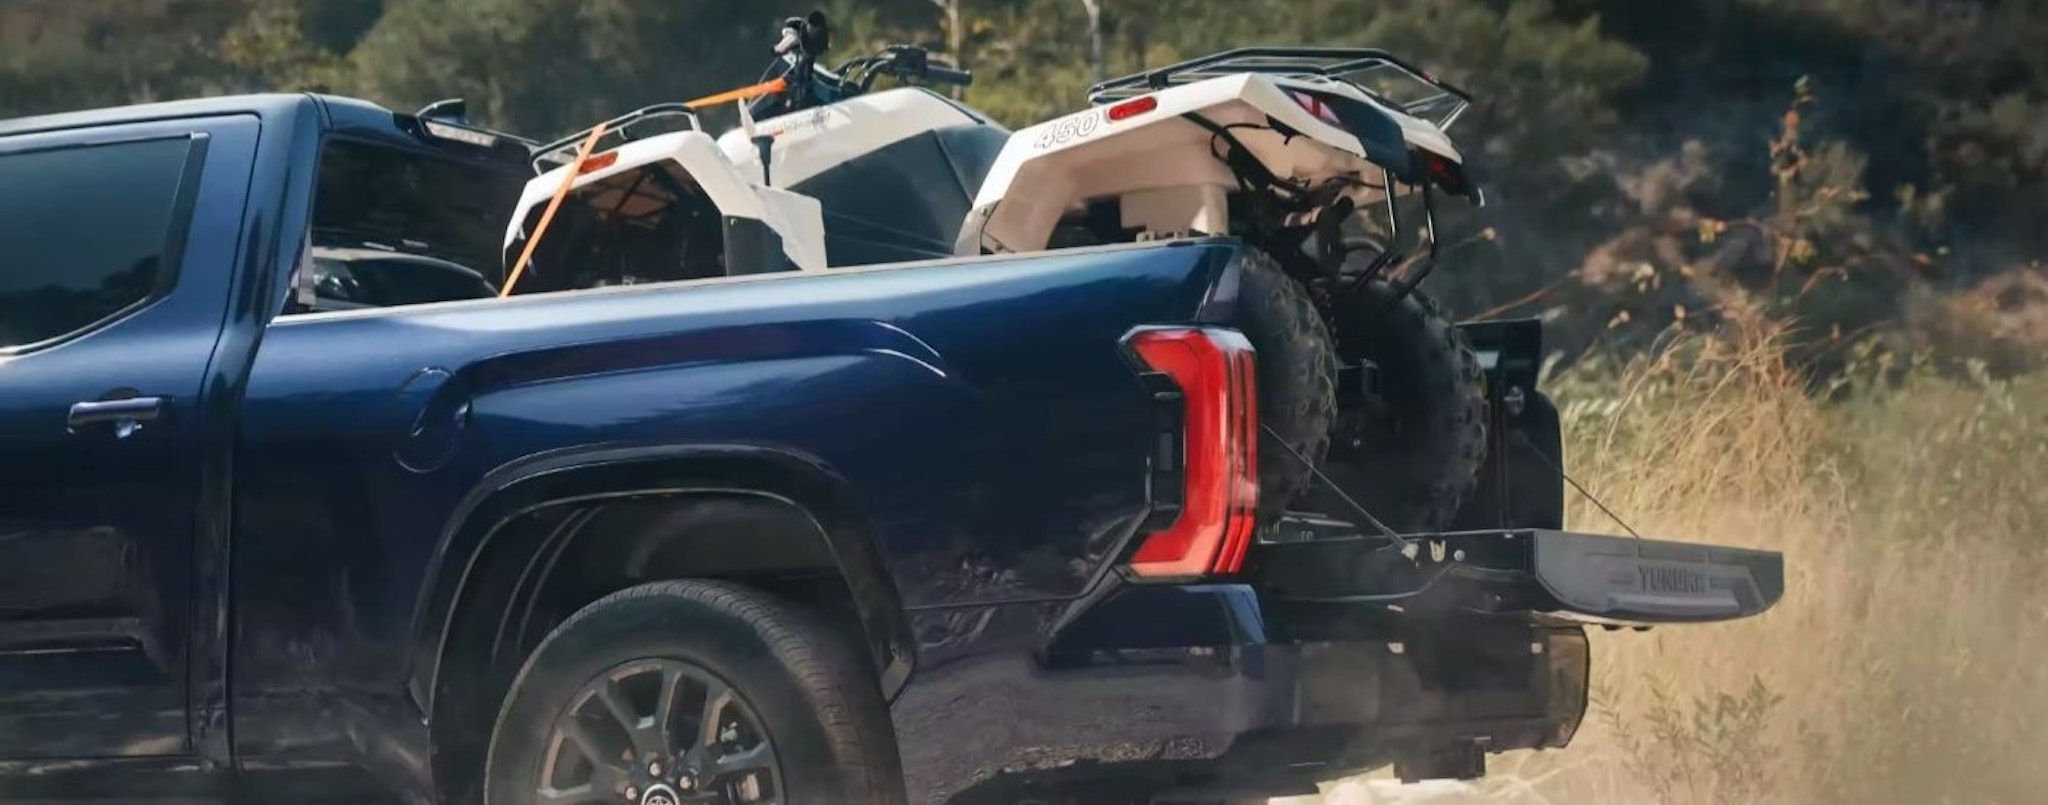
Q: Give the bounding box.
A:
[1087,47,1473,130]
[531,103,703,174]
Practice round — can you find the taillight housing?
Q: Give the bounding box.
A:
[577,150,620,175]
[1124,327,1260,579]
[1413,148,1476,199]
[1108,95,1159,122]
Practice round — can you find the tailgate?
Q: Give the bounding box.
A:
[1252,519,1784,625]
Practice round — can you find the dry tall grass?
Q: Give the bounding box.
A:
[1494,320,2048,804]
[1308,319,2048,804]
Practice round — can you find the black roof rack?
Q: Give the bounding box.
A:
[1086,47,1473,130]
[531,103,702,174]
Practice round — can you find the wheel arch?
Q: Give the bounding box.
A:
[407,442,914,720]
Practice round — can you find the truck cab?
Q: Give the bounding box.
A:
[0,92,521,787]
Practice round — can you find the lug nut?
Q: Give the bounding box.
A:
[625,786,639,800]
[677,773,696,790]
[649,760,663,777]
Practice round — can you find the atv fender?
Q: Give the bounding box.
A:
[958,72,1457,257]
[504,129,828,273]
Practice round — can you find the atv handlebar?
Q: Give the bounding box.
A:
[753,47,971,116]
[753,11,970,116]
[921,64,973,86]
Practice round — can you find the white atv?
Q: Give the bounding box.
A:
[503,12,1490,531]
[961,48,1492,530]
[503,11,992,285]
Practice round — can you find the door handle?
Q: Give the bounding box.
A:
[68,396,166,438]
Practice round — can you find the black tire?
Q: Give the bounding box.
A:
[1321,273,1488,533]
[1231,249,1339,521]
[483,580,906,805]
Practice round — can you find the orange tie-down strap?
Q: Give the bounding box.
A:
[500,122,608,298]
[685,77,788,110]
[498,77,790,298]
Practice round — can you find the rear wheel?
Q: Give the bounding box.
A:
[483,580,906,805]
[1230,249,1339,520]
[1318,268,1489,533]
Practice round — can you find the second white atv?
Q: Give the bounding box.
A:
[505,11,994,287]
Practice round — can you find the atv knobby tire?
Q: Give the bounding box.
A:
[1322,273,1488,533]
[1230,249,1339,521]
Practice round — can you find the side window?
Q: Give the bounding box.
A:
[0,136,201,350]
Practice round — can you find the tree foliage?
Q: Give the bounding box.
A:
[4,0,2044,372]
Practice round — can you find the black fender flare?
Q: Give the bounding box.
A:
[405,442,915,716]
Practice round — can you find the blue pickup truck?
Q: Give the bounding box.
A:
[0,93,1783,805]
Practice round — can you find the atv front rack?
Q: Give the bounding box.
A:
[1087,47,1473,131]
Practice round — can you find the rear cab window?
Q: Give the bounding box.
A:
[289,133,528,315]
[0,136,202,350]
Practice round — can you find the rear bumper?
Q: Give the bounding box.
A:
[892,529,1781,803]
[892,586,1587,803]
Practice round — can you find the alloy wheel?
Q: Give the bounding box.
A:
[534,658,782,804]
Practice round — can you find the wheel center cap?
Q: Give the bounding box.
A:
[640,783,680,805]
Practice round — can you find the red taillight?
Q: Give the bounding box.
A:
[1125,327,1259,579]
[1288,90,1346,130]
[1415,149,1471,196]
[577,150,620,174]
[1108,95,1158,122]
